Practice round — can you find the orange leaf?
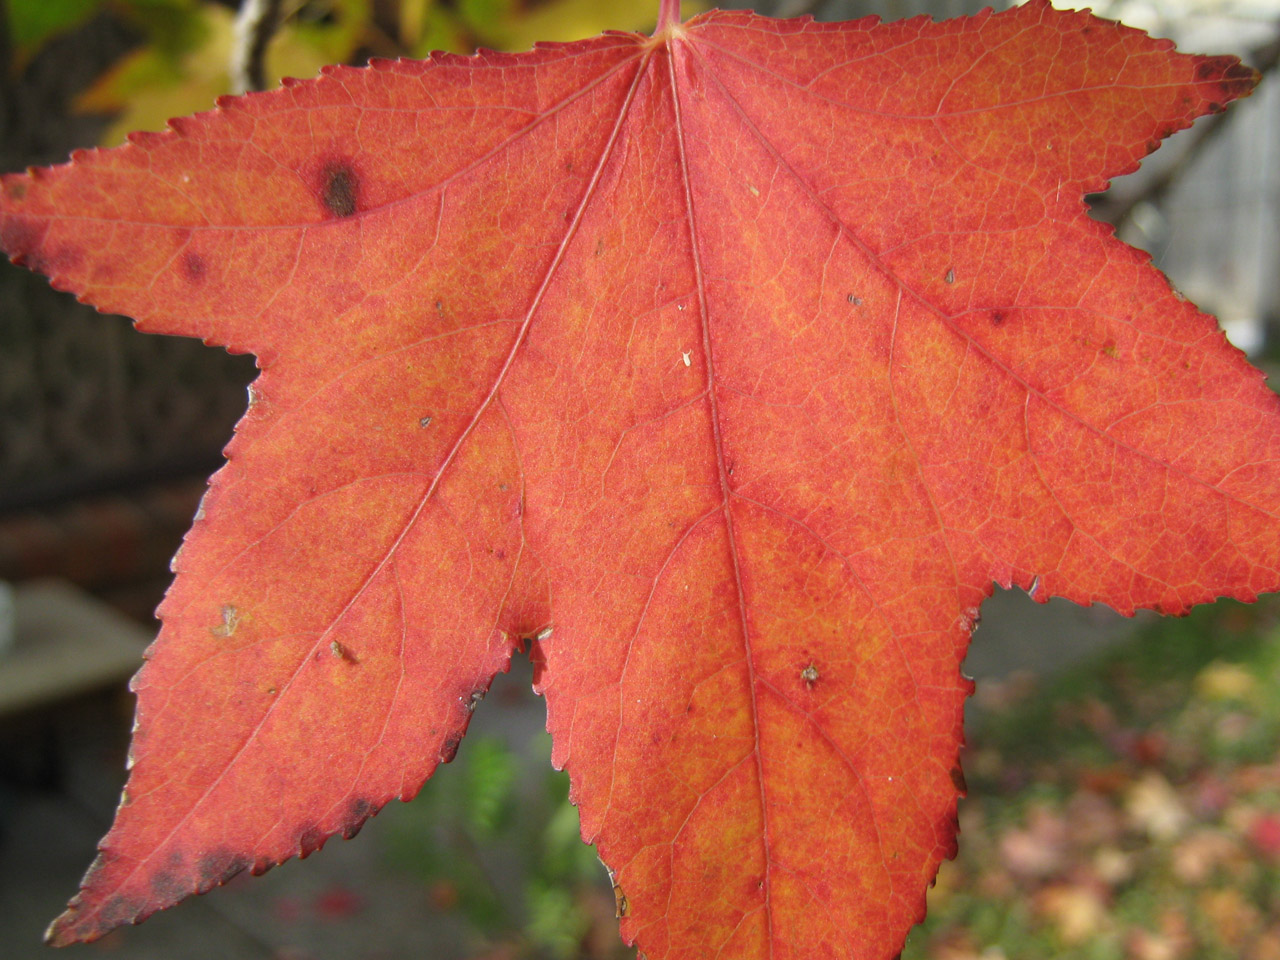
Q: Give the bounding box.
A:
[0,2,1271,958]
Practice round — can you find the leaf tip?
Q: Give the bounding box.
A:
[1193,53,1260,104]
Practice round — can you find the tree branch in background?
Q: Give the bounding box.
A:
[1096,21,1280,232]
[231,0,285,94]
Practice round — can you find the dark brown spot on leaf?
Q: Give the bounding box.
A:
[197,849,249,890]
[949,764,968,794]
[1194,55,1257,94]
[97,895,144,930]
[320,162,359,218]
[342,797,374,839]
[150,869,186,903]
[990,310,1005,326]
[439,732,463,764]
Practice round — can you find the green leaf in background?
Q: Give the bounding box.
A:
[464,737,518,840]
[525,879,589,960]
[8,0,101,62]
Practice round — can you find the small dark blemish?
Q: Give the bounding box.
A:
[342,798,375,839]
[847,293,862,305]
[439,733,463,764]
[613,884,629,918]
[150,869,186,903]
[1194,56,1255,89]
[944,268,955,284]
[182,251,206,283]
[2,219,82,277]
[595,238,604,257]
[1194,59,1219,81]
[466,688,486,713]
[949,765,968,794]
[320,162,359,218]
[197,850,250,890]
[98,895,145,929]
[990,310,1005,326]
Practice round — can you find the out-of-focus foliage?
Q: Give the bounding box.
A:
[5,0,683,146]
[904,598,1280,960]
[9,0,101,57]
[76,1,367,146]
[380,733,626,960]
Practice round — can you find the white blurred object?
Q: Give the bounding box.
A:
[1222,314,1265,354]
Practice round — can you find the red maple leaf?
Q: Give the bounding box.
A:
[0,2,1271,957]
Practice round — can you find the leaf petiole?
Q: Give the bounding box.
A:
[656,0,683,34]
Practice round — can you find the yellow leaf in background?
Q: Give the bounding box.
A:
[1194,661,1259,703]
[482,0,703,51]
[1125,772,1191,841]
[1033,884,1110,945]
[76,1,365,146]
[403,0,475,56]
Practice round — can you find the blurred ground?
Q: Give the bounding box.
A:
[0,583,1204,960]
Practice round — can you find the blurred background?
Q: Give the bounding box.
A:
[0,0,1278,958]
